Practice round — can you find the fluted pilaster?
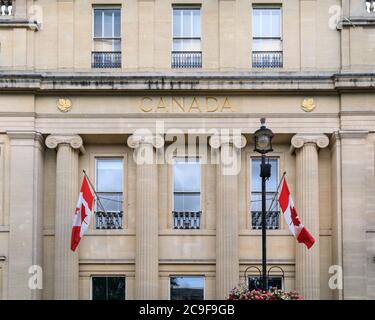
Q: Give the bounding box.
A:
[128,133,164,300]
[210,134,246,299]
[291,134,329,300]
[46,135,83,300]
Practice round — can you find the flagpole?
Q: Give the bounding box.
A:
[82,170,107,215]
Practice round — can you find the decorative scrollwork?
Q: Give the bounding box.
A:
[45,135,83,150]
[291,134,329,150]
[127,133,164,149]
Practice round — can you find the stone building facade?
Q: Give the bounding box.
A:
[0,0,374,300]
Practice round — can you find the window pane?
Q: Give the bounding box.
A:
[249,277,282,291]
[94,10,102,38]
[114,10,121,38]
[251,159,261,192]
[251,192,277,212]
[97,193,123,212]
[96,159,123,193]
[271,9,281,37]
[261,9,272,37]
[192,10,201,37]
[92,277,107,300]
[253,8,281,38]
[92,277,125,300]
[182,10,191,37]
[103,10,113,38]
[174,160,200,192]
[170,276,204,300]
[253,9,261,37]
[251,158,278,193]
[107,277,125,300]
[253,39,282,52]
[93,39,121,52]
[174,194,200,212]
[173,10,181,37]
[179,39,201,51]
[173,39,183,51]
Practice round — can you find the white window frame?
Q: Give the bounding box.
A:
[250,157,280,230]
[92,6,122,53]
[95,157,124,214]
[172,157,201,213]
[172,6,202,52]
[252,5,283,49]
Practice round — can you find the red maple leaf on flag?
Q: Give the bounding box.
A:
[290,206,301,226]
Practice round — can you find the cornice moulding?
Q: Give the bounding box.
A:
[0,72,373,93]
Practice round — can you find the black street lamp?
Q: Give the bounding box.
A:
[253,118,274,292]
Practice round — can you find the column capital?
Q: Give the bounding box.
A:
[45,134,84,152]
[127,133,164,149]
[209,134,247,150]
[291,134,329,152]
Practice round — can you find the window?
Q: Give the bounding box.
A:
[92,276,125,300]
[170,276,204,300]
[252,7,282,68]
[0,1,13,16]
[92,7,121,68]
[172,7,202,68]
[366,0,375,12]
[173,158,201,229]
[95,158,123,229]
[250,158,279,230]
[248,276,283,291]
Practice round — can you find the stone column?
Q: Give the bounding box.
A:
[7,131,44,299]
[46,135,83,300]
[127,133,164,300]
[339,130,369,299]
[291,134,329,300]
[210,134,246,299]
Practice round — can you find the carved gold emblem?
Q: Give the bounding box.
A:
[301,98,315,112]
[57,98,72,112]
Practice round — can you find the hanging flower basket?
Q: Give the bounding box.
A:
[227,283,304,300]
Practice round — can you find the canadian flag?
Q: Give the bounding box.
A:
[278,177,315,249]
[71,176,94,251]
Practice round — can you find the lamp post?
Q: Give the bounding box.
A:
[253,118,274,292]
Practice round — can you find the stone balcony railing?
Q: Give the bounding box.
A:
[0,0,13,16]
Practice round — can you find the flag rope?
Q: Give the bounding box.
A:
[82,170,108,215]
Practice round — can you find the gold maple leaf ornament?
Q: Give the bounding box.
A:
[57,98,72,112]
[301,98,315,112]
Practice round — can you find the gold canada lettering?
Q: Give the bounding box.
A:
[138,97,234,113]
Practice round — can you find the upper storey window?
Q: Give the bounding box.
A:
[252,6,283,69]
[250,158,280,230]
[95,158,124,229]
[173,158,201,229]
[92,7,121,68]
[0,0,13,16]
[172,7,202,69]
[366,0,375,12]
